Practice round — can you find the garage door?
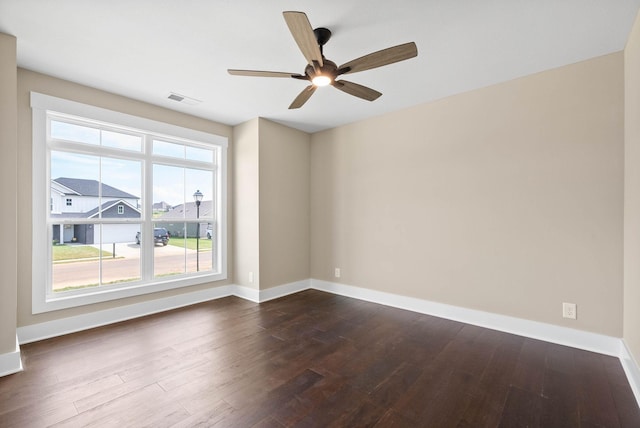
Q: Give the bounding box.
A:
[101,224,140,243]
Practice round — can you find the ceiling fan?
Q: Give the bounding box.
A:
[228,11,418,109]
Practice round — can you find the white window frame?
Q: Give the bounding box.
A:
[31,92,228,314]
[117,205,124,215]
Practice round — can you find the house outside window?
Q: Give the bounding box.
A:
[31,92,228,313]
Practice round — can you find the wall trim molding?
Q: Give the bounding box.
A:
[621,340,640,405]
[13,278,640,407]
[259,279,311,302]
[234,285,261,302]
[14,279,627,355]
[0,335,23,377]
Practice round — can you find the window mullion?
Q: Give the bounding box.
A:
[142,134,154,281]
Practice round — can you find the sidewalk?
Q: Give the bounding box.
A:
[94,242,187,258]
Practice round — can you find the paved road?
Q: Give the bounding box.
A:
[53,243,213,290]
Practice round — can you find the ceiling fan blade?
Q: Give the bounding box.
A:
[228,69,303,78]
[337,42,418,75]
[283,11,323,68]
[289,85,317,109]
[333,80,382,102]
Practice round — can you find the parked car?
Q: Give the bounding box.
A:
[135,228,170,246]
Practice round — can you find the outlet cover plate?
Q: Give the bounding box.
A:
[563,302,577,319]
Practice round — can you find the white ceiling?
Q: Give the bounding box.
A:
[1,0,639,133]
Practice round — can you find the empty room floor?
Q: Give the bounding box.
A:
[1,290,639,427]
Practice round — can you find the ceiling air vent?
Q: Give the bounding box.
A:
[167,92,202,106]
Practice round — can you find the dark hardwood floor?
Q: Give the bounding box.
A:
[1,290,639,427]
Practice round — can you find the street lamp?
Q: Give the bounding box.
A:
[193,190,203,271]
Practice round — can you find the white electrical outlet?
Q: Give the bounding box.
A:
[248,271,254,284]
[334,268,341,278]
[563,302,577,320]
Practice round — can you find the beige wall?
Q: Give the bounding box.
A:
[233,118,260,289]
[258,118,310,289]
[232,118,311,290]
[311,53,624,336]
[16,69,234,326]
[0,34,18,354]
[624,11,640,362]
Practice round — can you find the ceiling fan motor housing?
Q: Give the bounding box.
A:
[306,59,337,81]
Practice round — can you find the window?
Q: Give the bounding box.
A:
[31,93,228,313]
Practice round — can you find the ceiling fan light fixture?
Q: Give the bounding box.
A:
[312,74,332,87]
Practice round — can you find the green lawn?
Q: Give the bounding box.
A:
[167,237,212,251]
[52,244,112,261]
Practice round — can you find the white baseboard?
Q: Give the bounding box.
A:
[621,340,640,406]
[234,284,260,302]
[16,279,626,356]
[0,335,23,377]
[259,279,310,302]
[235,280,310,303]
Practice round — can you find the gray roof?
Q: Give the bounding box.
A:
[53,177,139,199]
[86,200,141,218]
[158,201,213,219]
